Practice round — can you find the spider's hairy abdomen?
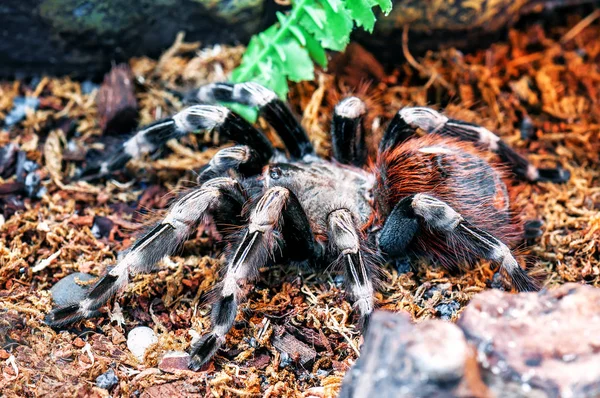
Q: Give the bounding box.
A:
[264,159,375,232]
[375,135,521,270]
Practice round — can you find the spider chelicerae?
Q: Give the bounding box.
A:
[45,81,569,370]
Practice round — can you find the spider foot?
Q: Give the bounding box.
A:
[188,333,225,371]
[535,166,570,183]
[524,219,544,239]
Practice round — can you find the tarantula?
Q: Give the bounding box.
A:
[46,82,569,370]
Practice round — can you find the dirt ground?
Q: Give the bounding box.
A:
[0,10,599,398]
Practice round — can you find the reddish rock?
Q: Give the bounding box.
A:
[459,283,600,398]
[338,311,489,398]
[158,351,191,373]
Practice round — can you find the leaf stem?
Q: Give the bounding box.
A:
[233,0,311,83]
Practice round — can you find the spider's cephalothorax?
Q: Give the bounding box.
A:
[45,82,569,370]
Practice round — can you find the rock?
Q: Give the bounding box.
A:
[338,311,489,398]
[158,351,191,373]
[435,300,461,320]
[458,283,600,398]
[96,368,118,390]
[50,272,96,307]
[4,97,40,127]
[1,0,268,78]
[127,326,158,361]
[1,1,591,78]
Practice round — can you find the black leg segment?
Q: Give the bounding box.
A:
[193,82,314,159]
[197,145,266,184]
[379,112,418,153]
[378,195,420,258]
[331,97,367,166]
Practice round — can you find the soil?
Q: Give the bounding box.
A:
[0,10,598,398]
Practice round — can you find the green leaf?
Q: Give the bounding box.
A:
[288,24,307,46]
[230,0,392,106]
[281,40,314,82]
[299,1,352,51]
[345,0,376,33]
[303,3,326,30]
[301,26,327,67]
[374,0,393,15]
[223,103,258,123]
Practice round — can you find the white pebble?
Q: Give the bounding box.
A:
[127,326,158,361]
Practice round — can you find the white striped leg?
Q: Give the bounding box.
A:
[327,209,375,327]
[410,194,539,292]
[188,186,294,370]
[192,82,314,159]
[80,104,274,180]
[45,177,245,327]
[391,107,569,183]
[197,145,264,184]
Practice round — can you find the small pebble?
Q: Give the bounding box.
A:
[520,116,535,140]
[50,272,96,307]
[491,272,506,290]
[4,97,40,126]
[81,80,99,94]
[435,301,460,320]
[333,274,344,288]
[279,352,292,369]
[127,326,158,361]
[96,368,118,390]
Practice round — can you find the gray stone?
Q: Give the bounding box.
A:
[49,272,96,307]
[96,368,118,390]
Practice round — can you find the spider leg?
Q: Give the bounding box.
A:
[327,209,375,327]
[45,177,245,327]
[192,82,314,159]
[189,186,318,370]
[80,105,274,180]
[331,97,367,166]
[197,145,264,184]
[380,107,569,183]
[379,194,538,292]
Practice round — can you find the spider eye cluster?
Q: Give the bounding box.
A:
[269,166,282,180]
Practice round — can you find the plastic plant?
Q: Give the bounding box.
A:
[227,0,392,120]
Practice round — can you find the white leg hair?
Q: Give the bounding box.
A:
[410,194,538,292]
[189,186,293,370]
[45,177,243,326]
[393,107,569,183]
[327,209,375,322]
